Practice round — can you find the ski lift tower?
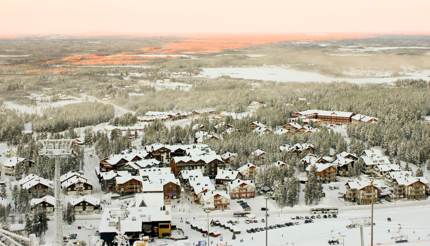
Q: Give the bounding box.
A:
[39,139,74,246]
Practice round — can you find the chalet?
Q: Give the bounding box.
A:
[115,176,143,194]
[221,152,238,163]
[142,171,181,200]
[170,155,224,178]
[215,168,239,186]
[227,179,256,199]
[283,122,307,133]
[194,131,221,143]
[133,159,161,169]
[100,170,118,192]
[179,169,204,187]
[280,143,315,154]
[1,157,33,176]
[306,163,337,183]
[274,127,288,135]
[144,144,171,164]
[345,180,381,205]
[361,149,391,175]
[20,174,53,197]
[201,190,230,210]
[71,196,101,214]
[99,193,171,245]
[61,176,93,195]
[374,164,401,178]
[253,126,272,135]
[238,163,257,180]
[99,150,148,172]
[333,152,359,176]
[391,174,429,200]
[250,121,267,129]
[30,195,55,214]
[292,110,355,124]
[189,176,215,202]
[251,149,266,159]
[351,114,378,124]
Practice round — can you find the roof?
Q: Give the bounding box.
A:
[100,170,118,180]
[298,109,355,118]
[133,159,160,169]
[180,169,203,180]
[306,163,336,173]
[21,175,53,190]
[237,162,256,173]
[61,176,91,189]
[227,179,255,190]
[60,171,84,183]
[30,195,55,207]
[71,195,100,206]
[251,149,265,157]
[346,179,382,191]
[139,167,172,177]
[215,168,239,180]
[1,157,25,168]
[352,114,378,123]
[115,176,143,185]
[391,173,429,186]
[189,176,214,194]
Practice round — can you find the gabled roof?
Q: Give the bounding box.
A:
[71,195,100,206]
[60,171,84,183]
[215,168,239,180]
[180,169,203,180]
[20,175,53,190]
[237,162,257,174]
[306,162,336,173]
[61,176,91,189]
[189,176,214,194]
[30,195,55,207]
[133,159,160,168]
[251,149,266,157]
[227,179,255,190]
[115,176,143,185]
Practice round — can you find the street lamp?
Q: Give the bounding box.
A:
[204,209,210,246]
[261,186,271,246]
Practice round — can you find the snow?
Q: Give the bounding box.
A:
[199,66,430,84]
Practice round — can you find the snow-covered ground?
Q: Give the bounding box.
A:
[199,66,430,84]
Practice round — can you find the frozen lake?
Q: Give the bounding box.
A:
[200,66,430,84]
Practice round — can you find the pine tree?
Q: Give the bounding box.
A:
[416,167,424,177]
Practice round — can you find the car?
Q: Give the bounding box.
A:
[261,207,268,211]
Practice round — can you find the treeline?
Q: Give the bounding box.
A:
[0,108,24,144]
[33,102,115,132]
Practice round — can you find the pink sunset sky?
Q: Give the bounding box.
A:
[0,0,429,36]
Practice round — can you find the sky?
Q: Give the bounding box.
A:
[0,0,429,37]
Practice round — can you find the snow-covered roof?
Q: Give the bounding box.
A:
[215,168,239,181]
[189,176,214,194]
[61,176,91,189]
[361,149,391,166]
[346,179,383,191]
[352,114,378,123]
[301,154,319,164]
[251,149,265,157]
[221,152,237,161]
[180,169,203,180]
[227,179,255,190]
[272,160,287,167]
[173,154,223,164]
[237,162,256,173]
[375,164,401,173]
[306,162,336,173]
[390,172,429,186]
[298,109,354,118]
[142,180,164,193]
[1,157,25,168]
[115,176,143,185]
[20,175,53,190]
[139,167,172,177]
[133,159,160,169]
[71,195,100,206]
[100,170,118,180]
[60,171,84,183]
[30,195,55,207]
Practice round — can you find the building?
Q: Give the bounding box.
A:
[292,110,355,124]
[20,174,53,197]
[345,180,381,205]
[170,155,224,178]
[115,176,143,194]
[391,174,429,200]
[70,196,101,214]
[30,195,55,214]
[332,152,359,176]
[279,143,315,155]
[227,179,256,199]
[61,172,93,195]
[306,163,337,183]
[98,193,172,245]
[0,157,32,176]
[238,163,257,180]
[201,190,230,210]
[215,168,239,186]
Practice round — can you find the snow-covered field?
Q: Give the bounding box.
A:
[199,66,430,84]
